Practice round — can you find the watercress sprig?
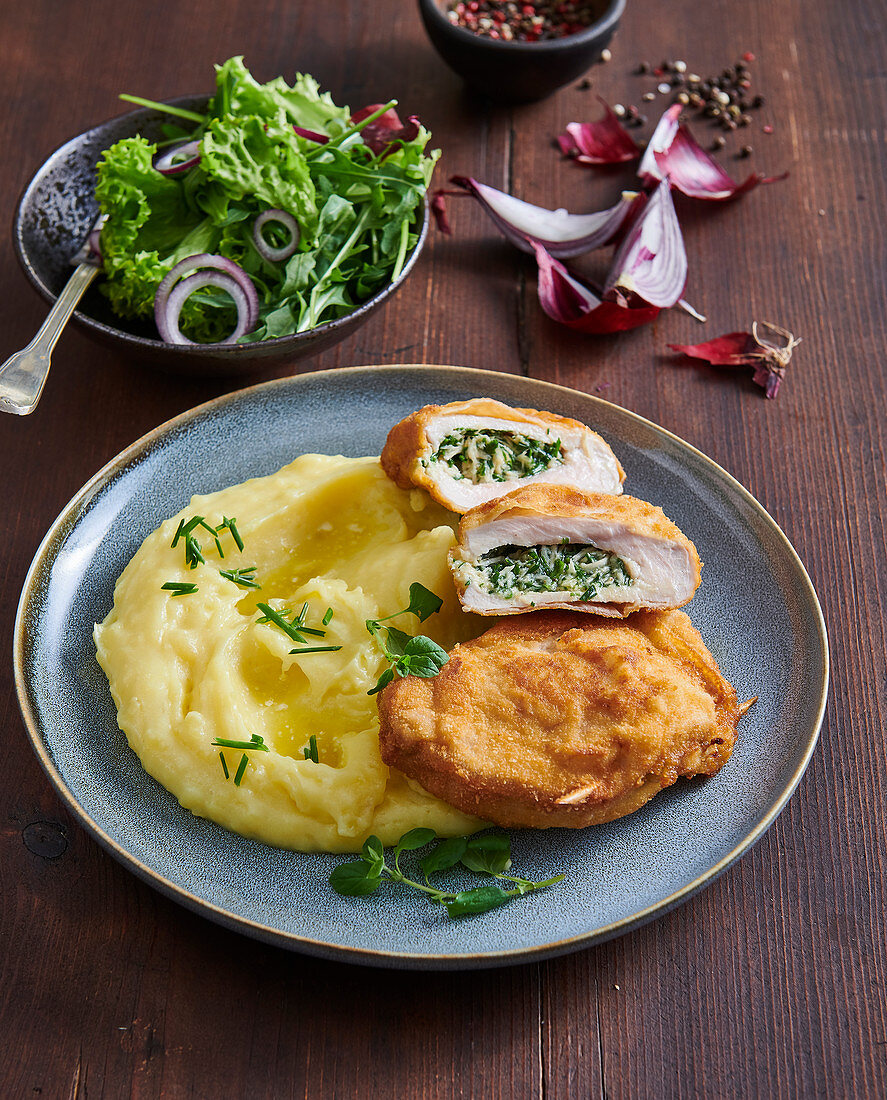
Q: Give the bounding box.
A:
[365,583,448,695]
[329,829,564,918]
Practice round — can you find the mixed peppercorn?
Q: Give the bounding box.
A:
[445,0,603,42]
[607,54,769,151]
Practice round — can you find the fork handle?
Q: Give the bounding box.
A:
[0,263,100,416]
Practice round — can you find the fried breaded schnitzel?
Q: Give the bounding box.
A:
[378,610,739,829]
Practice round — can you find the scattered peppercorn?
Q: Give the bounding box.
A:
[632,52,771,138]
[446,0,602,41]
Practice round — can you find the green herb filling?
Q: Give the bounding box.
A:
[468,542,632,601]
[429,429,563,484]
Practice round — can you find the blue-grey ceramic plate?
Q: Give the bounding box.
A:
[14,366,828,969]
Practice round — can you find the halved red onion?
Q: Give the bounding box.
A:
[556,99,641,165]
[253,209,300,262]
[450,176,644,258]
[153,140,201,176]
[154,254,259,344]
[532,241,660,334]
[640,104,788,200]
[351,104,421,157]
[605,178,686,308]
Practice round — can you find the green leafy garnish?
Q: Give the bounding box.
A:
[365,584,448,694]
[322,607,334,626]
[303,734,319,763]
[161,581,198,596]
[329,830,564,919]
[96,57,439,344]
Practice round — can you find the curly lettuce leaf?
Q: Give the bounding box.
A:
[210,56,350,136]
[200,114,318,240]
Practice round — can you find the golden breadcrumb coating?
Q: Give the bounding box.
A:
[378,610,739,829]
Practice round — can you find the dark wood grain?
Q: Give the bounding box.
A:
[1,1,885,1097]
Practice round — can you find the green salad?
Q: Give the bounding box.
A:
[95,57,438,344]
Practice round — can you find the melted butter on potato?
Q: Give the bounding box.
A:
[94,455,486,853]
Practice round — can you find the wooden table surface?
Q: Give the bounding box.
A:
[2,1,884,1096]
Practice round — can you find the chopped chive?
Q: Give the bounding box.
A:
[296,602,309,624]
[219,566,261,589]
[171,518,186,548]
[256,606,291,623]
[219,752,230,779]
[218,516,244,552]
[197,518,224,557]
[322,607,334,626]
[303,734,319,763]
[233,754,249,786]
[185,537,205,569]
[161,581,199,595]
[212,736,270,752]
[297,625,327,637]
[255,602,306,643]
[288,645,343,654]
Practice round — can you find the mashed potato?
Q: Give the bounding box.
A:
[94,454,486,852]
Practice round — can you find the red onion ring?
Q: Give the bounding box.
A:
[252,209,300,262]
[154,254,259,344]
[153,140,201,175]
[156,271,252,345]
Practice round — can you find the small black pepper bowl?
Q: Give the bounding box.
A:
[13,97,428,377]
[417,0,625,103]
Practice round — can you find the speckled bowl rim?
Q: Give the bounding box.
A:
[13,365,829,968]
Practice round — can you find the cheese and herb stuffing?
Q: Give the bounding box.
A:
[428,428,564,484]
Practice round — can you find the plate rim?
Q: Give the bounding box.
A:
[13,364,830,968]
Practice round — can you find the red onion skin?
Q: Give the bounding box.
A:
[532,241,659,334]
[556,99,641,166]
[642,104,788,200]
[293,125,329,144]
[667,334,757,365]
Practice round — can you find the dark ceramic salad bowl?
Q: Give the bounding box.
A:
[13,97,429,377]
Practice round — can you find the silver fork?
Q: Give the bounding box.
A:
[0,215,104,416]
